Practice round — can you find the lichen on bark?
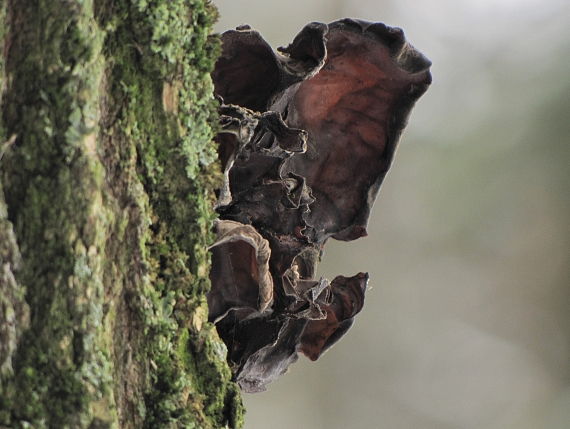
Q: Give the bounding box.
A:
[0,0,243,428]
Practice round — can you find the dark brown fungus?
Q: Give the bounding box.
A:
[208,19,432,392]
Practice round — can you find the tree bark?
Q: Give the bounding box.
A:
[0,0,244,428]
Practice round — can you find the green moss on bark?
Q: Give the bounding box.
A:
[0,181,31,426]
[0,0,8,140]
[1,1,112,427]
[0,0,244,428]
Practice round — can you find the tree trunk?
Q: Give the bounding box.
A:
[0,0,244,427]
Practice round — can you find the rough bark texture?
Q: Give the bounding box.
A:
[0,0,244,428]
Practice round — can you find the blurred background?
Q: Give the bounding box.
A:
[211,1,570,428]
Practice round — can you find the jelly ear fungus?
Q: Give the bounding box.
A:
[208,19,432,393]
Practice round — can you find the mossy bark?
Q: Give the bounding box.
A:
[0,0,244,428]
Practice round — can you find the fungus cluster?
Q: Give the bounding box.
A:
[208,19,431,392]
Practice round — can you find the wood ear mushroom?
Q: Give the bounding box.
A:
[208,19,432,393]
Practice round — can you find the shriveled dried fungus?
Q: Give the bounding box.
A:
[208,19,431,393]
